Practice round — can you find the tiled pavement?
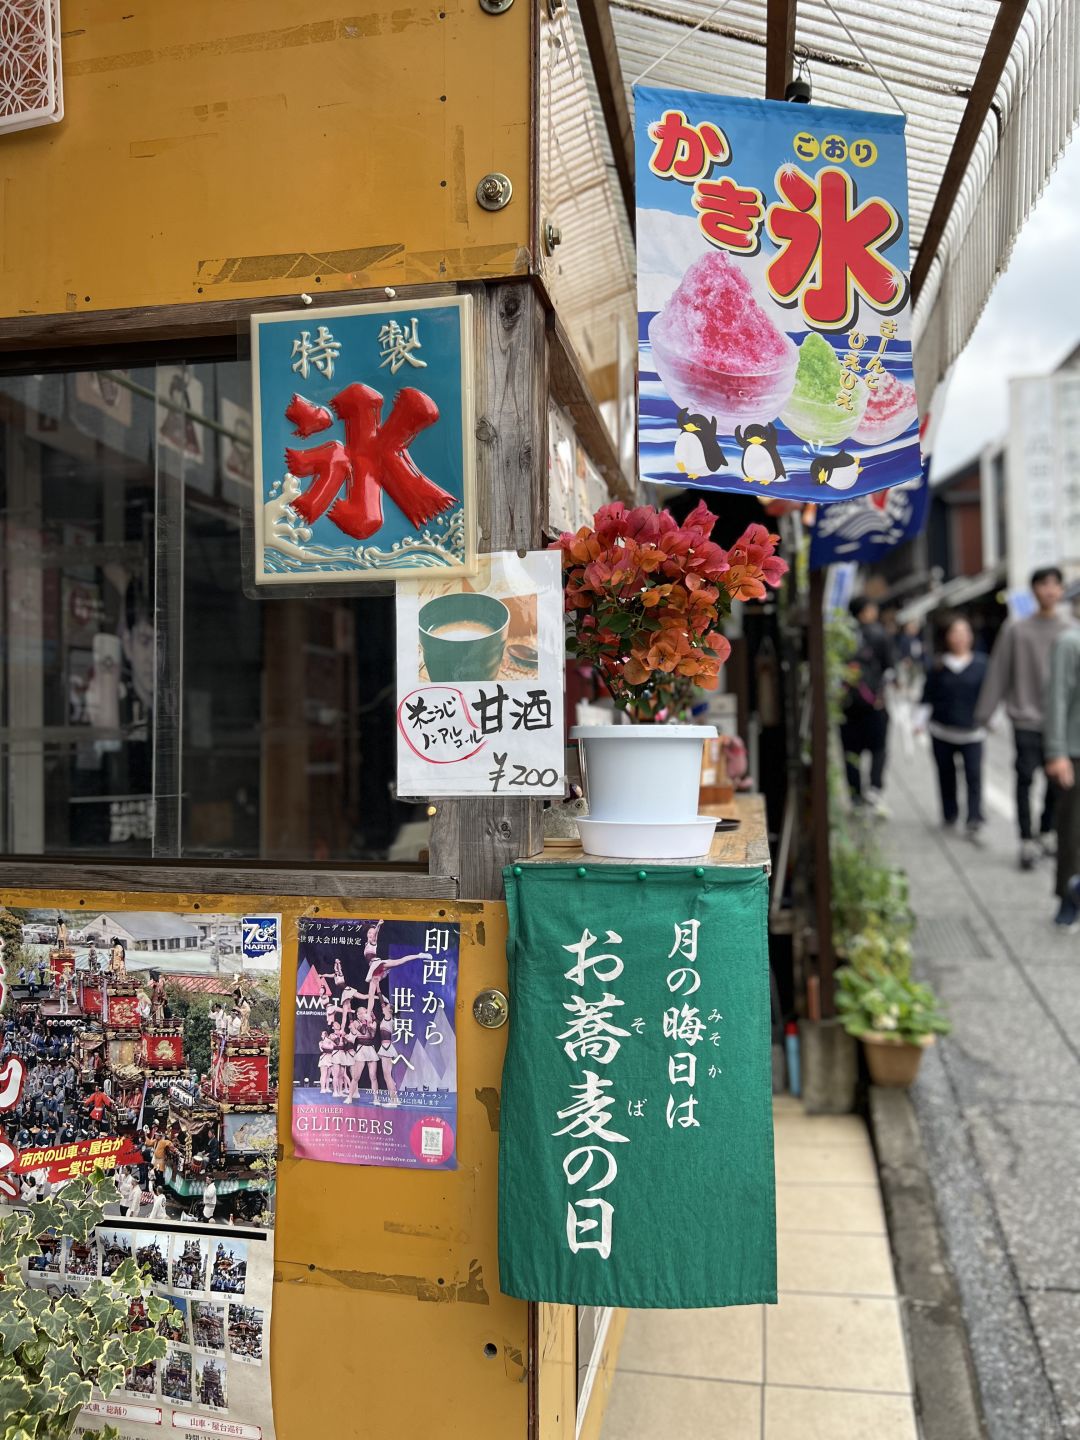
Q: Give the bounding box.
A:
[887,728,1080,1440]
[601,1098,917,1440]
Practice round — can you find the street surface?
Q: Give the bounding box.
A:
[601,1099,916,1440]
[888,725,1080,1439]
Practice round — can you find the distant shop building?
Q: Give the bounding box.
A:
[76,912,201,953]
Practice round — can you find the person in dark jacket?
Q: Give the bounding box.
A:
[921,616,989,840]
[841,597,895,813]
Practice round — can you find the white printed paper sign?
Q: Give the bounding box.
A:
[395,551,566,797]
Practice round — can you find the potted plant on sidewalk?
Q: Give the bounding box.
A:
[553,501,787,857]
[835,958,951,1087]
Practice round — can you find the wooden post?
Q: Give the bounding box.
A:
[807,568,835,1017]
[765,0,798,101]
[427,280,549,900]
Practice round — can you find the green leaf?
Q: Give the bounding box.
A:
[109,1257,142,1291]
[131,1329,165,1365]
[26,1202,61,1233]
[57,1374,92,1412]
[17,1289,50,1321]
[96,1363,125,1398]
[101,1338,129,1368]
[42,1345,79,1389]
[69,1314,97,1349]
[0,1316,36,1356]
[0,1376,33,1416]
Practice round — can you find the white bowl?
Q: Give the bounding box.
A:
[576,815,718,860]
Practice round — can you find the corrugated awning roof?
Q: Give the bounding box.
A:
[85,912,200,940]
[556,0,1079,413]
[898,560,1007,623]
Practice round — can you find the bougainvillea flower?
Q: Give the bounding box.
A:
[551,503,787,720]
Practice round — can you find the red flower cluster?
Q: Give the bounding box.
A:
[553,502,788,718]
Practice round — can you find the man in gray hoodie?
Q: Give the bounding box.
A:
[975,566,1070,869]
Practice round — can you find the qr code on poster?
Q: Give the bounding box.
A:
[421,1126,444,1157]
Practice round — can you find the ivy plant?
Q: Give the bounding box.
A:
[836,965,952,1044]
[0,1170,176,1440]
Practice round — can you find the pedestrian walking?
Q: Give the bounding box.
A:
[920,616,988,840]
[976,565,1070,869]
[840,597,895,814]
[1044,623,1080,927]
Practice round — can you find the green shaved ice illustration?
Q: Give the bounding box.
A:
[794,333,841,400]
[780,332,865,446]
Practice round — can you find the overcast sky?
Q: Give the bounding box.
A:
[930,132,1080,480]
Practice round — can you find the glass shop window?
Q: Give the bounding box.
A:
[0,361,427,863]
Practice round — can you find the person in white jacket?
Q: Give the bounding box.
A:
[146,1186,169,1221]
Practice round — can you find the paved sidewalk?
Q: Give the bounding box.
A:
[601,1098,917,1439]
[887,730,1080,1440]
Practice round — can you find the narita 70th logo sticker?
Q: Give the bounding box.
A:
[242,917,280,962]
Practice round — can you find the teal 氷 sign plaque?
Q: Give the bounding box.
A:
[251,296,476,584]
[499,863,776,1308]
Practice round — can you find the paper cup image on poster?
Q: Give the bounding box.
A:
[250,296,476,584]
[396,550,566,798]
[292,916,459,1169]
[637,87,920,503]
[0,903,280,1440]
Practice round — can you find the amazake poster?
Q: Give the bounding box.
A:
[395,550,566,798]
[637,87,919,503]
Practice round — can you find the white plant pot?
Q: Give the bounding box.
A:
[570,724,717,827]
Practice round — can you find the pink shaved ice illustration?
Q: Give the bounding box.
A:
[852,370,918,446]
[648,252,798,428]
[779,333,866,447]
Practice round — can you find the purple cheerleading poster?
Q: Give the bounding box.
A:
[291,916,459,1169]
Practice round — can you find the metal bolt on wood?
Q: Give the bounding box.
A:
[476,172,513,210]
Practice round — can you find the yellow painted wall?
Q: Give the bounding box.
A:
[0,0,532,318]
[0,887,528,1439]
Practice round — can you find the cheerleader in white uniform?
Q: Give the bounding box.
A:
[376,1002,415,1108]
[317,1032,335,1094]
[348,1009,380,1104]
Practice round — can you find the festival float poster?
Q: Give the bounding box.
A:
[0,904,280,1440]
[636,86,920,503]
[292,916,459,1170]
[395,550,566,798]
[250,297,476,583]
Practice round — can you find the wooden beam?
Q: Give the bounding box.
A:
[0,862,458,899]
[577,0,636,237]
[807,568,835,1018]
[911,0,1029,301]
[0,282,461,360]
[765,0,798,101]
[427,280,548,900]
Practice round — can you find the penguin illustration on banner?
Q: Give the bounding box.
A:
[674,410,727,479]
[812,449,862,491]
[733,423,786,485]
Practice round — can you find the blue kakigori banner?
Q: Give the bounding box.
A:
[809,457,929,568]
[636,87,921,504]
